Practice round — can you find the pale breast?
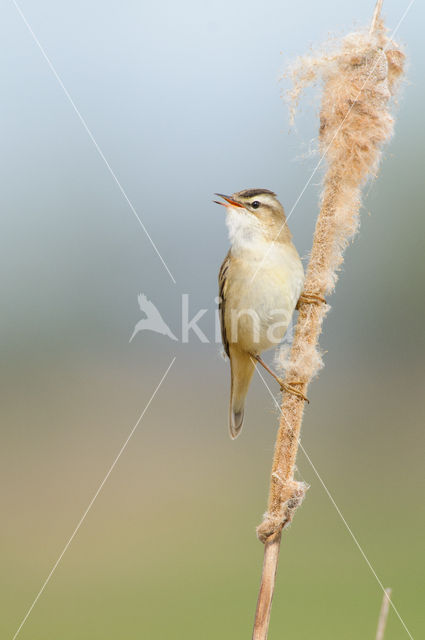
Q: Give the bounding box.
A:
[225,243,304,354]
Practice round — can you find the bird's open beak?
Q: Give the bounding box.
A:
[213,193,244,208]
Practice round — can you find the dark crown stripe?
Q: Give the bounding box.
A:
[237,188,276,198]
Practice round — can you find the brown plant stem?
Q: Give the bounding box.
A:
[376,589,392,640]
[252,2,405,638]
[370,0,384,34]
[252,534,281,640]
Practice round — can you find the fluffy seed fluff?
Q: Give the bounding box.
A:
[276,23,404,381]
[259,20,405,542]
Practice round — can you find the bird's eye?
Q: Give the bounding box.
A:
[251,201,260,209]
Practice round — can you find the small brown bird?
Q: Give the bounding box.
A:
[216,189,305,439]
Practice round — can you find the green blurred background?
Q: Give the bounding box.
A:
[2,0,424,638]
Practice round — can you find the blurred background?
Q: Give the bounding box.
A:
[1,0,424,638]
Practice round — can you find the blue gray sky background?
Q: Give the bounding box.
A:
[2,2,424,639]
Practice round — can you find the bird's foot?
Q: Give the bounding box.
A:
[296,292,327,310]
[279,380,309,403]
[252,354,309,403]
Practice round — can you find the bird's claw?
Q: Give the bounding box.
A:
[296,292,327,310]
[279,380,309,403]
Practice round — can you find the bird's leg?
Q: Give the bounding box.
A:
[253,355,283,387]
[296,292,327,310]
[252,355,309,403]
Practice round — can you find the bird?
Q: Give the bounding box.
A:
[129,294,177,343]
[216,188,306,439]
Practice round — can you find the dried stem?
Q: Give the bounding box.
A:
[252,534,281,640]
[376,589,392,640]
[370,0,384,35]
[252,3,405,638]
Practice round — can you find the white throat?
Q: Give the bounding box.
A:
[226,208,266,255]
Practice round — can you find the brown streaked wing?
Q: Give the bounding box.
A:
[218,251,231,357]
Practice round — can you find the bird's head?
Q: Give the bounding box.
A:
[214,188,291,244]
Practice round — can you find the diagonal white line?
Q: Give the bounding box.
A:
[250,0,416,285]
[11,356,176,640]
[253,363,415,640]
[11,0,176,285]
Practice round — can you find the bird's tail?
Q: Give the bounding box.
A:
[229,347,255,439]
